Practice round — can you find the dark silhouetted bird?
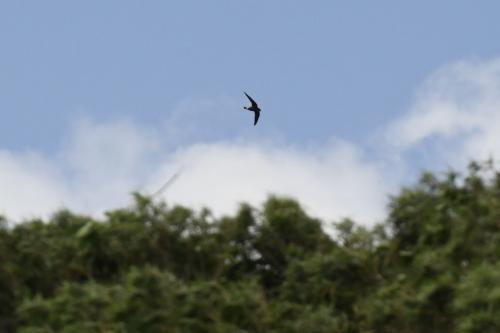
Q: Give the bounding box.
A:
[243,92,261,126]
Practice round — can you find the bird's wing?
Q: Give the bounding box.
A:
[244,92,258,108]
[254,111,260,126]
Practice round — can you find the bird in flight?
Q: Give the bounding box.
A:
[243,92,261,126]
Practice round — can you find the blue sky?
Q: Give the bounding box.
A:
[2,2,500,223]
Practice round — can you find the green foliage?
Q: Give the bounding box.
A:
[454,262,500,333]
[2,161,500,331]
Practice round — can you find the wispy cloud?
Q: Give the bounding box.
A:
[0,118,161,220]
[3,58,500,224]
[387,58,500,166]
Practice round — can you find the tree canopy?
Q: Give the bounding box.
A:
[2,161,500,332]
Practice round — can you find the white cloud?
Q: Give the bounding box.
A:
[58,117,161,213]
[0,116,392,225]
[0,150,68,220]
[0,118,162,221]
[4,57,500,225]
[147,140,392,224]
[387,58,500,166]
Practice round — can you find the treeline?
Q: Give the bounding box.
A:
[1,161,500,332]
